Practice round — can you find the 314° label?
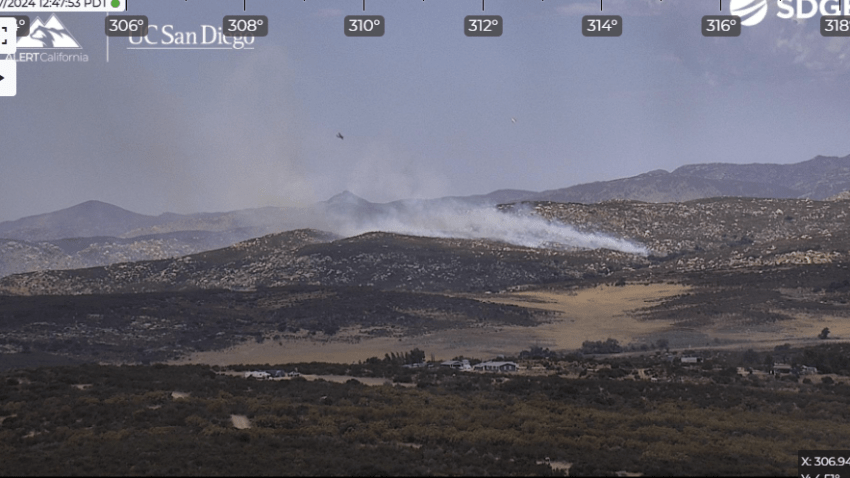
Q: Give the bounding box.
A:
[582,16,622,37]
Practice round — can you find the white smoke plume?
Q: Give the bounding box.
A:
[325,199,648,255]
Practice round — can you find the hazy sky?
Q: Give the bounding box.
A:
[2,0,849,222]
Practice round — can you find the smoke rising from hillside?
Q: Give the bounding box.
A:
[327,201,648,255]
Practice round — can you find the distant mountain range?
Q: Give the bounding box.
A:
[1,153,849,278]
[6,153,849,241]
[0,200,321,242]
[6,194,850,296]
[469,154,850,205]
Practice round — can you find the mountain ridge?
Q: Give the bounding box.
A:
[6,194,850,296]
[2,153,849,247]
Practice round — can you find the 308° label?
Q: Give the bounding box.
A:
[223,15,268,37]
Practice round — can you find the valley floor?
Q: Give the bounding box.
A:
[173,283,689,366]
[173,281,850,367]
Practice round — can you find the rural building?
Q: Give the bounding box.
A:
[770,364,818,376]
[244,371,270,379]
[402,362,427,369]
[441,359,472,370]
[681,356,703,364]
[771,364,793,375]
[473,361,519,372]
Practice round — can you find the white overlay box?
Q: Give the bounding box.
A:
[0,17,16,55]
[0,58,16,97]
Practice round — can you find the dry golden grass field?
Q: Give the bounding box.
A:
[173,282,850,366]
[176,284,690,365]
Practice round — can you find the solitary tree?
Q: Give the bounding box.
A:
[764,354,774,368]
[408,348,426,364]
[819,327,831,340]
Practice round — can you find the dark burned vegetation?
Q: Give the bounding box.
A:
[2,353,850,476]
[0,286,538,366]
[630,262,850,328]
[0,229,650,295]
[2,196,850,474]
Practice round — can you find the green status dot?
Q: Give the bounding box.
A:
[111,0,120,7]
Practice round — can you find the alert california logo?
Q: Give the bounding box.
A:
[7,14,89,63]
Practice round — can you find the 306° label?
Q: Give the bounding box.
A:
[105,15,148,37]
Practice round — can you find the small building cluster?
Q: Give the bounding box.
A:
[401,362,429,369]
[770,363,818,376]
[680,356,703,364]
[439,359,518,373]
[244,369,300,379]
[440,359,472,370]
[473,361,519,372]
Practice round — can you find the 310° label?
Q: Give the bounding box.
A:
[345,15,384,37]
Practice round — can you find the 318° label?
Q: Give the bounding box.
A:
[821,16,850,36]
